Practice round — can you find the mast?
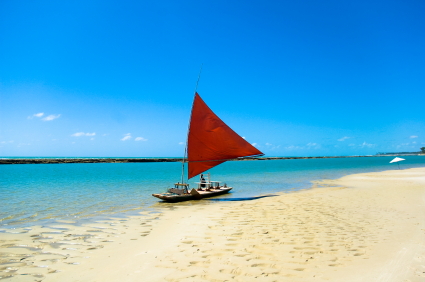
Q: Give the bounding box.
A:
[180,65,203,184]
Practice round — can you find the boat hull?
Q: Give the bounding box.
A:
[152,187,232,202]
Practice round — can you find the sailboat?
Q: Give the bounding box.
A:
[152,92,263,202]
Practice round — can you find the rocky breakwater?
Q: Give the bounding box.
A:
[0,158,183,164]
[0,155,377,165]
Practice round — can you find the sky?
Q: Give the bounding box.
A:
[1,0,424,157]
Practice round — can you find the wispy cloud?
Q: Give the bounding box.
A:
[121,133,131,141]
[348,142,375,148]
[265,142,280,150]
[71,132,96,137]
[28,112,44,119]
[285,143,320,150]
[306,142,321,149]
[410,135,418,139]
[360,141,375,148]
[396,142,415,149]
[28,112,60,121]
[42,114,61,121]
[135,137,148,141]
[251,143,258,147]
[338,136,351,141]
[178,142,185,145]
[285,145,302,150]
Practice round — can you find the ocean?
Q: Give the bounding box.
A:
[1,156,424,229]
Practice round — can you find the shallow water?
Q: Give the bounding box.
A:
[1,156,424,228]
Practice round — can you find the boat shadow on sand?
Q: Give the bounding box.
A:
[153,195,279,207]
[205,194,278,202]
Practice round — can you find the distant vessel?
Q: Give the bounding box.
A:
[152,92,263,202]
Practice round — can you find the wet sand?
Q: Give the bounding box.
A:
[1,167,425,281]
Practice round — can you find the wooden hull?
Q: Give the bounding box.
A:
[152,187,232,202]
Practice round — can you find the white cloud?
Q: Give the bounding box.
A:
[338,136,351,141]
[72,132,96,137]
[178,142,185,145]
[395,142,420,149]
[72,132,85,137]
[28,112,44,119]
[242,136,246,139]
[306,142,321,149]
[28,112,60,121]
[121,133,131,141]
[135,137,147,141]
[251,143,258,147]
[264,142,280,150]
[348,142,376,148]
[285,145,303,150]
[42,114,61,121]
[360,141,375,148]
[410,135,418,139]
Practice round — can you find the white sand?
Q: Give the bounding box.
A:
[1,167,425,281]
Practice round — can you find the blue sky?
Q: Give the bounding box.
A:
[1,0,424,157]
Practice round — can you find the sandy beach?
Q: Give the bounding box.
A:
[1,167,425,281]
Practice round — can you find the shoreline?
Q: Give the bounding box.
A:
[1,154,424,164]
[1,167,425,281]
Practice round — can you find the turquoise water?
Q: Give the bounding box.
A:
[1,156,424,228]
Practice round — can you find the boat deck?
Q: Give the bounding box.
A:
[152,187,232,202]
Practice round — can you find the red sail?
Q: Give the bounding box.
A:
[187,93,263,179]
